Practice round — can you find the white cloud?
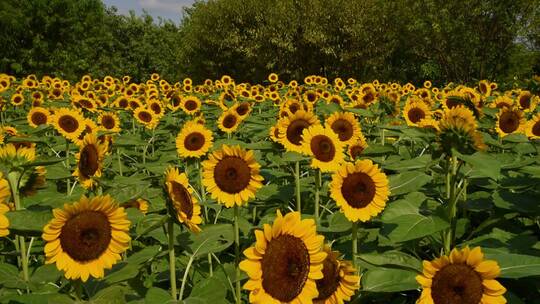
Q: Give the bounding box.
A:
[139,0,192,13]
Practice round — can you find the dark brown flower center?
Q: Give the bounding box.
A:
[289,103,300,113]
[222,114,237,129]
[14,96,22,104]
[261,234,310,302]
[60,211,112,262]
[102,115,116,129]
[169,181,193,219]
[499,111,520,134]
[184,100,198,111]
[431,264,483,304]
[172,95,181,107]
[119,99,128,108]
[349,145,365,159]
[31,112,47,125]
[79,144,99,178]
[235,102,250,116]
[331,119,354,141]
[184,132,205,151]
[286,119,310,145]
[315,253,340,301]
[150,103,162,114]
[532,121,540,136]
[310,135,336,162]
[129,101,141,109]
[59,115,79,133]
[80,99,94,109]
[138,111,152,123]
[407,108,426,124]
[519,94,531,109]
[341,172,376,209]
[213,156,251,193]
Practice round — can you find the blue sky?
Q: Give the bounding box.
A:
[103,0,196,23]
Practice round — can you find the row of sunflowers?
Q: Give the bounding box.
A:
[0,72,538,303]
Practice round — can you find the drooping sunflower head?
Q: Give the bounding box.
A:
[19,166,46,197]
[314,246,360,304]
[218,110,242,134]
[301,125,345,172]
[403,98,432,127]
[0,143,36,170]
[525,113,540,139]
[27,107,50,128]
[416,246,506,304]
[42,195,131,282]
[239,210,327,303]
[164,167,202,233]
[73,133,107,190]
[51,108,86,141]
[330,160,390,222]
[325,111,362,145]
[438,106,485,155]
[496,107,524,138]
[98,112,121,133]
[347,133,369,160]
[202,145,263,207]
[176,121,214,158]
[277,110,320,153]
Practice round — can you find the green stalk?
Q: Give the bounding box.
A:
[197,160,213,277]
[117,148,123,176]
[167,219,177,300]
[444,155,459,255]
[7,172,29,289]
[73,279,83,301]
[314,169,321,224]
[295,161,301,212]
[65,140,70,193]
[233,205,241,304]
[351,221,358,267]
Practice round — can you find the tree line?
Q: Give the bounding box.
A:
[1,0,539,84]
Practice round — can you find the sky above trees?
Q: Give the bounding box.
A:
[103,0,195,22]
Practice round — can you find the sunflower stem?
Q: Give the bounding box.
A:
[351,221,358,267]
[197,160,213,277]
[444,155,459,255]
[65,140,70,194]
[234,205,241,304]
[314,169,321,225]
[73,279,83,301]
[7,172,29,290]
[117,148,123,176]
[295,161,301,212]
[167,219,177,300]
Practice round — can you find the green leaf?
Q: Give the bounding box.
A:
[6,209,52,235]
[281,151,307,162]
[357,251,423,272]
[457,152,501,180]
[484,253,540,278]
[384,154,432,171]
[319,212,350,232]
[0,294,73,304]
[145,287,174,304]
[492,190,540,214]
[388,171,432,196]
[181,224,234,257]
[0,263,25,289]
[92,285,126,304]
[361,268,418,292]
[185,277,228,304]
[105,245,160,284]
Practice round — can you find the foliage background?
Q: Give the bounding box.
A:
[0,0,539,84]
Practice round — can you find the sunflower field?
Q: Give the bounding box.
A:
[0,72,539,304]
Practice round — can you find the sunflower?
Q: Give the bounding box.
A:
[181,95,202,115]
[325,112,362,145]
[268,73,279,83]
[0,175,10,237]
[176,121,213,158]
[478,80,491,96]
[490,96,513,109]
[231,101,252,119]
[347,134,368,160]
[133,107,158,129]
[314,246,360,304]
[121,198,149,215]
[496,107,524,137]
[147,99,165,117]
[438,106,486,155]
[403,98,432,127]
[416,246,506,304]
[525,113,540,139]
[301,125,344,172]
[269,124,281,143]
[239,210,326,303]
[202,145,263,207]
[27,107,50,128]
[277,110,320,153]
[0,143,36,169]
[329,160,390,222]
[51,108,86,141]
[72,134,107,189]
[42,195,131,282]
[218,110,242,134]
[20,166,46,197]
[516,90,537,112]
[10,93,25,106]
[98,112,121,133]
[164,167,202,233]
